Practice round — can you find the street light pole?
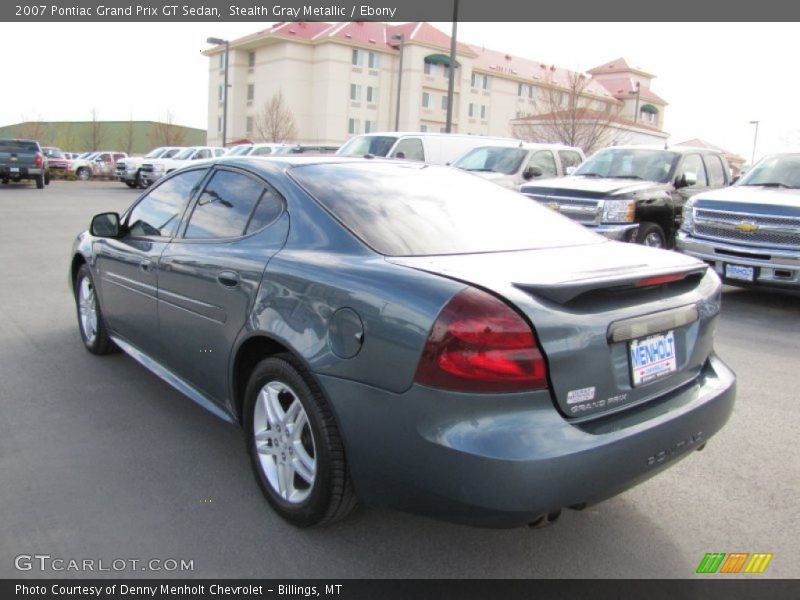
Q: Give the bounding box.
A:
[391,34,404,132]
[207,37,229,147]
[445,0,459,133]
[749,120,759,165]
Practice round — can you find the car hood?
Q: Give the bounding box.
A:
[691,185,800,216]
[521,175,668,198]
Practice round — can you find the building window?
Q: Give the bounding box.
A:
[366,86,377,103]
[468,103,474,117]
[443,64,450,79]
[218,85,224,102]
[247,51,255,68]
[247,84,254,102]
[350,84,361,101]
[348,118,360,134]
[480,105,487,119]
[352,48,364,67]
[246,116,253,134]
[219,54,225,69]
[483,75,491,90]
[441,95,448,111]
[368,52,380,69]
[470,72,479,88]
[217,116,222,133]
[420,124,428,132]
[439,127,447,134]
[365,120,377,134]
[424,62,433,75]
[422,92,431,108]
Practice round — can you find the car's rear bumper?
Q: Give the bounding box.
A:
[677,232,800,289]
[317,354,735,527]
[1,166,43,178]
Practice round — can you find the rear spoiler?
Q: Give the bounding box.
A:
[513,265,709,305]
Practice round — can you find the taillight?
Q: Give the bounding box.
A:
[414,287,549,393]
[34,153,43,167]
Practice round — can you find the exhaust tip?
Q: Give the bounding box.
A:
[528,509,562,529]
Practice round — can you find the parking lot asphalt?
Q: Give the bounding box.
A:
[0,180,798,579]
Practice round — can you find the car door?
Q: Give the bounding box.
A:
[94,168,208,352]
[672,153,711,228]
[157,167,290,406]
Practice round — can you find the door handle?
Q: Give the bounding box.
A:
[139,259,153,273]
[217,271,240,288]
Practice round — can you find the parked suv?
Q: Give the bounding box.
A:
[116,147,183,188]
[139,146,225,187]
[520,145,731,248]
[452,143,584,189]
[0,139,49,188]
[677,152,800,292]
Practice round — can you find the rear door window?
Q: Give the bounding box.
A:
[392,138,425,161]
[184,170,270,239]
[558,150,583,171]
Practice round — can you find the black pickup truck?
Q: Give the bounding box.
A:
[0,139,49,189]
[520,145,731,248]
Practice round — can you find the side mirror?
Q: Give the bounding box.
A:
[394,151,406,160]
[677,171,697,188]
[565,166,577,175]
[90,212,121,238]
[523,165,543,180]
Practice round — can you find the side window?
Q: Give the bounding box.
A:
[194,149,212,160]
[113,153,126,162]
[252,146,273,156]
[184,170,266,239]
[214,148,226,157]
[679,154,708,187]
[392,138,425,161]
[127,169,207,238]
[558,150,583,171]
[245,185,284,234]
[98,153,112,164]
[528,150,558,178]
[703,154,726,187]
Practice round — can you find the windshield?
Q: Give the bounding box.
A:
[574,148,679,183]
[453,147,528,175]
[161,148,182,159]
[226,145,253,156]
[291,162,601,256]
[173,148,197,160]
[43,148,65,158]
[145,148,168,159]
[79,152,93,159]
[337,135,398,157]
[85,152,99,160]
[737,154,800,188]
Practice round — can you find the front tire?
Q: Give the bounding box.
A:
[244,355,356,527]
[124,180,137,188]
[76,167,90,181]
[635,222,667,248]
[74,264,116,355]
[135,170,145,188]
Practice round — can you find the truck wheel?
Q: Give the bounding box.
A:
[77,168,90,181]
[244,354,357,527]
[35,174,45,189]
[45,172,50,185]
[1,179,8,185]
[636,223,666,248]
[135,170,145,188]
[124,180,137,188]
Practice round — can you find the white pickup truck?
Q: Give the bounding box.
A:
[70,151,128,181]
[139,146,226,187]
[115,147,183,188]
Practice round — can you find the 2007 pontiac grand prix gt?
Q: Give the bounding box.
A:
[70,157,736,528]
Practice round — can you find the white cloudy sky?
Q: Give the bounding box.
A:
[2,21,798,160]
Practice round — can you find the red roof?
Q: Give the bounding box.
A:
[594,76,668,105]
[515,109,667,134]
[588,57,655,78]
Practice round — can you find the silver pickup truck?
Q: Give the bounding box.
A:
[677,152,800,292]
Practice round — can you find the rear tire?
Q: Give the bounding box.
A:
[244,354,357,527]
[74,264,117,355]
[635,222,666,248]
[35,174,45,189]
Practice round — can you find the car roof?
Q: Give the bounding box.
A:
[598,144,721,155]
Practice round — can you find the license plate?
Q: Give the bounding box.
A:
[10,167,19,173]
[725,263,755,282]
[629,330,677,387]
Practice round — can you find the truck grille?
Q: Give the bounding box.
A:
[523,194,600,225]
[693,208,800,249]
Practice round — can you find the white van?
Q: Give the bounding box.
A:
[336,132,523,166]
[452,143,585,190]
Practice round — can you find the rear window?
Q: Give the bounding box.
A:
[291,163,601,256]
[0,140,40,153]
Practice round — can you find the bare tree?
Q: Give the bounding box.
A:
[254,91,297,143]
[15,117,50,143]
[123,115,136,155]
[85,108,105,151]
[512,72,626,155]
[149,110,186,147]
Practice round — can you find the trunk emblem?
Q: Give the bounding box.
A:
[736,221,759,233]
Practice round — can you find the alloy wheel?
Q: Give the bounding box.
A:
[78,277,98,344]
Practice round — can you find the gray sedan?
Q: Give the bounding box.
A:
[70,157,736,528]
